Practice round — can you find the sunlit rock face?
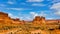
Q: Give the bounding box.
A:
[11,18,20,23]
[20,20,25,24]
[0,12,25,24]
[46,20,60,25]
[0,12,8,20]
[40,16,45,23]
[0,12,12,24]
[32,16,45,25]
[32,16,60,25]
[33,16,41,24]
[46,20,58,23]
[11,18,24,24]
[0,12,8,17]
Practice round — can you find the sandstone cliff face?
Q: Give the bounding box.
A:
[46,20,58,23]
[0,12,23,24]
[0,12,8,17]
[0,12,12,24]
[32,16,45,25]
[11,18,25,24]
[33,16,41,24]
[11,18,20,23]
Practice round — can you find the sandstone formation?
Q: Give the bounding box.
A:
[33,16,60,25]
[0,12,24,24]
[32,16,45,25]
[0,12,60,34]
[0,12,60,25]
[0,12,11,24]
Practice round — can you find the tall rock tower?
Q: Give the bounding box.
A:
[40,16,45,23]
[33,16,45,25]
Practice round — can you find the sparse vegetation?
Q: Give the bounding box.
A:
[0,22,60,34]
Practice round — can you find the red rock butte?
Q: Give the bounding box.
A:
[0,12,60,24]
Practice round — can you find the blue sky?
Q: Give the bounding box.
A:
[0,0,60,20]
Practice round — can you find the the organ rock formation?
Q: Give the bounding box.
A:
[33,16,45,25]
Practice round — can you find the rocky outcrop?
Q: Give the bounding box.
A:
[0,12,11,24]
[0,12,24,24]
[32,16,45,25]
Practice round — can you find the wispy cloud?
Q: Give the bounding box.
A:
[52,0,60,3]
[30,11,47,18]
[54,11,60,16]
[7,8,24,10]
[7,1,14,4]
[39,12,47,17]
[18,14,33,20]
[30,12,38,18]
[8,13,19,19]
[46,0,60,3]
[50,3,60,9]
[46,18,55,20]
[6,8,32,10]
[50,2,60,15]
[26,0,44,2]
[32,3,46,6]
[24,16,32,20]
[7,0,16,4]
[0,4,6,7]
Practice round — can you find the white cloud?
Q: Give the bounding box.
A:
[8,13,30,20]
[32,3,46,6]
[6,8,31,10]
[19,15,32,20]
[30,12,38,18]
[52,0,60,3]
[50,2,60,15]
[25,16,32,20]
[8,13,19,19]
[39,12,47,17]
[7,8,24,10]
[30,11,47,18]
[0,4,6,7]
[8,1,14,4]
[54,11,60,15]
[26,0,44,2]
[50,3,60,9]
[47,0,60,3]
[30,12,38,16]
[7,0,16,4]
[46,18,54,20]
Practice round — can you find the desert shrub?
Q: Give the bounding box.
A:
[48,28,55,31]
[58,25,60,29]
[34,27,40,30]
